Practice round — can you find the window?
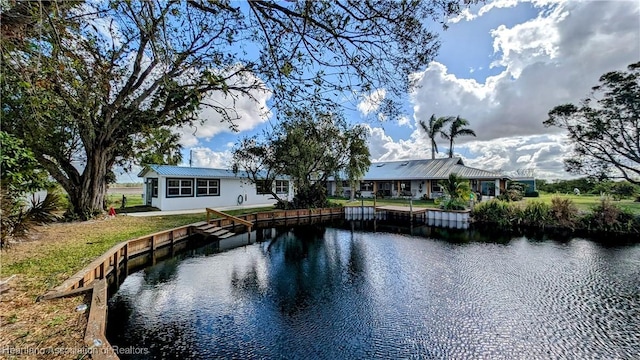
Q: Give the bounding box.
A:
[197,179,220,196]
[360,182,373,192]
[167,178,193,197]
[275,180,289,194]
[399,181,411,196]
[256,180,272,195]
[431,181,442,193]
[150,178,158,198]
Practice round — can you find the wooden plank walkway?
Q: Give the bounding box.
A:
[375,205,428,214]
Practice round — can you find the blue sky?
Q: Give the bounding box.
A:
[119,0,640,183]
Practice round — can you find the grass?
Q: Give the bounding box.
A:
[525,193,640,214]
[0,205,273,359]
[106,193,144,209]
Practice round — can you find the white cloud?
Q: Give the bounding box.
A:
[357,88,387,116]
[177,71,272,147]
[449,0,561,24]
[448,8,478,24]
[397,115,412,128]
[411,0,639,144]
[189,147,233,168]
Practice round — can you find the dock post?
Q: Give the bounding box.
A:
[410,198,413,222]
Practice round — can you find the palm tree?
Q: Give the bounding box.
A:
[441,116,476,158]
[419,114,449,159]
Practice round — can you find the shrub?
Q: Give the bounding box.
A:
[472,199,520,229]
[550,196,579,229]
[440,197,467,211]
[581,197,634,233]
[521,201,551,228]
[1,188,62,247]
[497,182,525,202]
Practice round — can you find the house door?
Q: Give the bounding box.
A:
[145,181,153,206]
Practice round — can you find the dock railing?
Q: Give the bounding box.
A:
[206,208,253,232]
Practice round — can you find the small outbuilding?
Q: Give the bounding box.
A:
[138,164,292,211]
[327,158,508,199]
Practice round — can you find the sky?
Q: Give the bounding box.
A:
[120,0,640,183]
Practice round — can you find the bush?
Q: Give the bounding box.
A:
[440,197,467,211]
[580,197,640,233]
[521,201,551,228]
[497,182,525,202]
[1,188,62,247]
[472,200,520,229]
[288,183,329,209]
[550,196,579,229]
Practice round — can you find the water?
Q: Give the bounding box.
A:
[107,224,640,359]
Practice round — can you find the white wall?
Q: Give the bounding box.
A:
[143,173,292,211]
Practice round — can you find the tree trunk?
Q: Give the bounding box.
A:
[64,148,111,219]
[350,181,355,201]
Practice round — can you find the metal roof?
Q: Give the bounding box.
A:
[361,158,506,180]
[139,159,504,181]
[137,164,283,179]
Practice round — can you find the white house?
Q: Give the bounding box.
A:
[138,165,292,211]
[327,158,508,199]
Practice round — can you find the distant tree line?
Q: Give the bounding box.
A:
[537,178,639,200]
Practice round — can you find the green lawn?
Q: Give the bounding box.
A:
[525,193,640,214]
[106,192,144,208]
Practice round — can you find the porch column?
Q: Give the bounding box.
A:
[495,179,501,196]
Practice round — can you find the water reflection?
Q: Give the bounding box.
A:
[108,222,640,359]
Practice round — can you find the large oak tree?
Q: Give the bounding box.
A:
[1,0,470,218]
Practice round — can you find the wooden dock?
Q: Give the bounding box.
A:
[375,205,428,214]
[191,222,235,239]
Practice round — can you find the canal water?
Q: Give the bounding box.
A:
[107,222,640,359]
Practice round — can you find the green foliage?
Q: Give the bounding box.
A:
[521,201,551,228]
[580,197,640,233]
[1,188,62,248]
[441,198,468,211]
[2,0,471,219]
[610,181,639,200]
[472,200,519,229]
[497,181,525,202]
[419,114,449,159]
[550,196,579,229]
[544,62,640,185]
[233,106,370,209]
[440,116,476,158]
[291,183,329,209]
[0,131,50,195]
[134,127,183,167]
[438,173,471,210]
